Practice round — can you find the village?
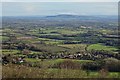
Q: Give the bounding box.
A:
[2,48,119,65]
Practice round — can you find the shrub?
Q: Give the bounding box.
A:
[104,58,120,72]
[82,60,105,71]
[99,68,109,78]
[52,60,81,69]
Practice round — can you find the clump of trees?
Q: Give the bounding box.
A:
[104,58,120,72]
[81,58,120,72]
[81,60,105,71]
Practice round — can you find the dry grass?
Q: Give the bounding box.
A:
[2,63,120,78]
[2,64,87,78]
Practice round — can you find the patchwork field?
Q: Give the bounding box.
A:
[2,15,120,78]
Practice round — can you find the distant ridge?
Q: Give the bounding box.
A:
[45,14,117,19]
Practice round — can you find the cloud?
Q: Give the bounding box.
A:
[58,12,79,15]
[23,4,36,13]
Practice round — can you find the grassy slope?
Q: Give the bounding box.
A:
[2,64,120,78]
[24,58,93,69]
[58,44,86,49]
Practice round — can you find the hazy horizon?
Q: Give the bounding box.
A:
[2,2,118,16]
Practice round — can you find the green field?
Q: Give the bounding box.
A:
[2,49,20,55]
[58,44,86,49]
[87,43,118,52]
[0,36,9,41]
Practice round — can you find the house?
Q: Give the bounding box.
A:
[12,57,24,64]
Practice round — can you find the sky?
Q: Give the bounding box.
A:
[1,0,120,2]
[1,2,118,16]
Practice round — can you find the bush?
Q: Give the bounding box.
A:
[104,58,120,72]
[82,60,105,71]
[52,60,81,69]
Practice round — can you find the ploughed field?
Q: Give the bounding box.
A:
[1,19,120,78]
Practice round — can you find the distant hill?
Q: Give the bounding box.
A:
[2,14,118,28]
[45,14,117,22]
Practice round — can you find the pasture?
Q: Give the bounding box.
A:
[87,43,118,52]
